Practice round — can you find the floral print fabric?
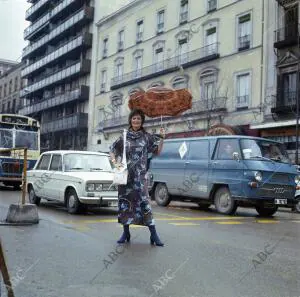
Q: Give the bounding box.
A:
[110,129,158,226]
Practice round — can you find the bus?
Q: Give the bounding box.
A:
[0,114,40,189]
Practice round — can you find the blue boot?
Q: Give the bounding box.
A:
[148,225,164,247]
[117,225,130,244]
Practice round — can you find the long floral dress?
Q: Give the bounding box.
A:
[109,129,158,226]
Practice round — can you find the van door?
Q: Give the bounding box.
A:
[156,140,189,195]
[183,139,210,198]
[209,138,244,197]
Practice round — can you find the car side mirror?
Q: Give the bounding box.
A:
[233,152,240,161]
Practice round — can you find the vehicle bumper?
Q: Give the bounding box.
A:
[232,196,298,207]
[79,192,118,206]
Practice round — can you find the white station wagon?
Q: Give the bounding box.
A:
[26,150,118,214]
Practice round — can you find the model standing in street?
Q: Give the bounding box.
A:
[109,109,165,246]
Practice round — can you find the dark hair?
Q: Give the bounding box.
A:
[128,109,145,130]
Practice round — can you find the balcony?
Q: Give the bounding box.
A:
[207,0,217,12]
[24,12,50,40]
[179,11,188,24]
[271,90,298,113]
[25,0,51,21]
[20,59,91,97]
[274,24,299,49]
[41,112,88,134]
[110,43,220,90]
[23,7,94,59]
[22,33,92,78]
[238,35,251,51]
[18,85,89,116]
[51,0,82,22]
[98,96,227,131]
[276,0,296,7]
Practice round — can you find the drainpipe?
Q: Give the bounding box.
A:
[259,0,265,123]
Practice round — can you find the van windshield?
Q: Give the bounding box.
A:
[240,139,290,163]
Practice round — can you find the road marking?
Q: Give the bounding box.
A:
[292,220,300,223]
[255,220,279,224]
[169,222,200,226]
[216,221,243,225]
[74,226,91,231]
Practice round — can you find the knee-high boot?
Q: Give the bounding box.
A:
[148,225,164,246]
[117,225,130,244]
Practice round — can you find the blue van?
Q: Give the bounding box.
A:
[148,135,299,216]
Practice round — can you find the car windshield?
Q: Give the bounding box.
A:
[240,139,290,163]
[15,130,39,150]
[64,153,113,172]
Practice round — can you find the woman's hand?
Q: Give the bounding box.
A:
[159,127,165,139]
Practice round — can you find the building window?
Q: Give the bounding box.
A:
[118,30,124,52]
[102,38,108,58]
[132,49,143,78]
[180,0,188,24]
[111,93,123,119]
[100,70,107,93]
[207,0,217,12]
[14,77,18,92]
[157,10,165,34]
[153,41,165,72]
[148,81,165,89]
[199,67,218,100]
[171,75,189,90]
[282,72,297,106]
[114,58,124,83]
[236,72,250,109]
[177,38,188,65]
[129,87,143,96]
[136,20,144,43]
[204,26,218,56]
[237,13,251,51]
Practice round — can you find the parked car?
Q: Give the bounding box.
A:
[148,135,299,216]
[26,150,118,214]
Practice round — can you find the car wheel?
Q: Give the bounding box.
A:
[154,183,171,207]
[66,188,82,214]
[255,205,278,217]
[28,185,41,206]
[214,187,237,215]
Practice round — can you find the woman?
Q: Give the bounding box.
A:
[109,109,165,247]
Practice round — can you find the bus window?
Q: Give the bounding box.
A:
[0,129,13,148]
[15,130,38,150]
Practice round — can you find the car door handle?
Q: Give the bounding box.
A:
[212,161,218,165]
[185,161,190,164]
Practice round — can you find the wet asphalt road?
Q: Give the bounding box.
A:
[0,185,299,297]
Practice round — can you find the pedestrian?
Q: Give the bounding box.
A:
[109,108,165,246]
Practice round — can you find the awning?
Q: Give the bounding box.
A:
[250,120,297,129]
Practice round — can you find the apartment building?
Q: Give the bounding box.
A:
[88,0,266,152]
[0,62,27,114]
[19,0,94,151]
[0,59,18,77]
[251,0,300,162]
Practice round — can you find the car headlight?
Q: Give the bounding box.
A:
[295,175,300,184]
[86,184,95,192]
[95,184,103,191]
[254,171,262,182]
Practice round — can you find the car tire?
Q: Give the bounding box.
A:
[28,185,41,206]
[154,183,171,207]
[66,188,82,214]
[214,187,237,215]
[255,205,278,217]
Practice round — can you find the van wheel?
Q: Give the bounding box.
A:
[214,187,237,215]
[28,186,41,206]
[66,189,83,214]
[154,183,171,207]
[255,205,278,217]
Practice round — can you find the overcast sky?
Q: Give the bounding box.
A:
[0,0,133,62]
[0,0,30,62]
